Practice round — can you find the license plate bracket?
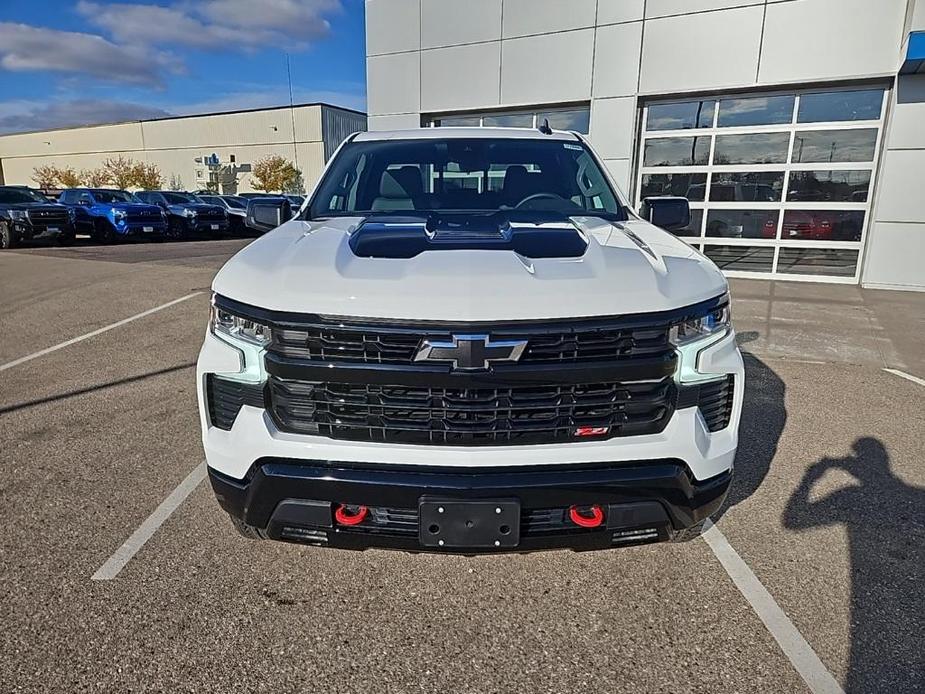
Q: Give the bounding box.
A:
[210,223,219,230]
[142,226,154,232]
[419,498,520,548]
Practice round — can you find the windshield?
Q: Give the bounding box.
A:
[162,192,198,204]
[92,190,141,203]
[222,196,246,209]
[0,189,46,204]
[308,138,625,220]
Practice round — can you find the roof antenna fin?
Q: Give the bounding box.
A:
[538,118,552,135]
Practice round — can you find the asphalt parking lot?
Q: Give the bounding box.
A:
[1,239,923,693]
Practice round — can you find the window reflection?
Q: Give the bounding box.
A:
[703,245,774,273]
[647,100,715,130]
[792,129,877,163]
[717,95,794,127]
[705,210,779,239]
[777,248,858,276]
[427,106,591,133]
[713,132,790,164]
[483,113,533,127]
[781,210,864,242]
[437,116,480,126]
[539,109,590,133]
[643,137,711,166]
[640,173,707,201]
[709,172,784,202]
[787,170,871,202]
[798,90,883,123]
[670,208,703,237]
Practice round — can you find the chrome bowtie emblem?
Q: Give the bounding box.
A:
[414,334,528,371]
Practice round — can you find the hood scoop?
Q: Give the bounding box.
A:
[348,211,588,259]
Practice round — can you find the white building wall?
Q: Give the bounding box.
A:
[0,104,364,194]
[365,0,922,289]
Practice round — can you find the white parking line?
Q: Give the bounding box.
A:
[91,461,206,581]
[702,521,845,694]
[883,367,925,388]
[0,292,202,373]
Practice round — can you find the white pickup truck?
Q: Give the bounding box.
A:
[196,126,744,554]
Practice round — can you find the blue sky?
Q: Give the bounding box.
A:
[0,0,367,133]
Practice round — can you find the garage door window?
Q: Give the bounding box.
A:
[636,86,887,283]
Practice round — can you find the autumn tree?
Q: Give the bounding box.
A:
[130,161,163,190]
[250,155,300,193]
[102,156,135,189]
[57,166,81,188]
[82,168,110,187]
[167,173,184,191]
[31,164,60,188]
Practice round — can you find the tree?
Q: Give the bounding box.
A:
[167,173,184,191]
[250,155,300,193]
[82,168,110,187]
[31,164,59,188]
[57,166,81,188]
[102,155,135,189]
[130,161,162,190]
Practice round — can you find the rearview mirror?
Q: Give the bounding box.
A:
[639,196,691,232]
[246,198,292,233]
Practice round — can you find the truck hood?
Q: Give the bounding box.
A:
[212,215,728,321]
[107,202,162,214]
[6,202,67,210]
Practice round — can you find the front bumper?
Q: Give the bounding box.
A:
[13,221,76,241]
[116,221,168,236]
[210,459,731,553]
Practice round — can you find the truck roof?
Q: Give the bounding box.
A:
[353,127,582,142]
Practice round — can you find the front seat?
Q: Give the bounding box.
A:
[371,167,424,211]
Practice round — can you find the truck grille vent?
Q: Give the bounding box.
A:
[206,375,266,430]
[267,376,674,445]
[272,323,670,366]
[26,207,69,226]
[697,375,735,432]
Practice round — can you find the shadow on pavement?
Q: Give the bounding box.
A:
[714,348,787,521]
[783,438,925,693]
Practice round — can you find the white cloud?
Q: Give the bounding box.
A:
[77,0,342,52]
[0,22,180,86]
[0,99,174,134]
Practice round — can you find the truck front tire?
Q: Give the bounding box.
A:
[230,515,266,540]
[0,220,17,249]
[92,219,115,244]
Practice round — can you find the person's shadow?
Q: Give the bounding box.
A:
[783,438,925,693]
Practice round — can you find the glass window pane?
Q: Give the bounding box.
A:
[709,172,784,202]
[781,210,864,242]
[646,100,715,130]
[643,137,711,166]
[437,116,481,126]
[703,245,775,273]
[482,113,533,127]
[539,108,590,133]
[705,210,779,239]
[640,173,708,201]
[670,208,703,237]
[798,90,883,123]
[792,129,877,163]
[777,248,858,276]
[717,95,794,127]
[713,132,790,164]
[787,170,871,202]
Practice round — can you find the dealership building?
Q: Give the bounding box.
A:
[365,0,925,290]
[0,103,366,195]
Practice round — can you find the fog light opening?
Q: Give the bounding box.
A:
[334,504,368,526]
[568,505,604,528]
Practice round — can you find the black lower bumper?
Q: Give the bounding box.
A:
[210,459,731,554]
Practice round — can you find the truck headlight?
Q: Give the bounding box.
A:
[112,208,126,220]
[210,300,271,346]
[9,209,27,221]
[185,209,197,218]
[669,299,730,347]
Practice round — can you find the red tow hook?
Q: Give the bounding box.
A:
[334,504,368,526]
[569,504,605,528]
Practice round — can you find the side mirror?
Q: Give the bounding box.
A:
[639,196,691,232]
[246,198,292,233]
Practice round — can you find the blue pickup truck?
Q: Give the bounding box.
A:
[58,188,167,243]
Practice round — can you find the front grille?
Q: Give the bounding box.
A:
[126,209,162,224]
[196,210,226,224]
[697,375,735,432]
[344,506,598,537]
[26,208,69,226]
[268,376,674,445]
[206,375,266,430]
[271,323,670,366]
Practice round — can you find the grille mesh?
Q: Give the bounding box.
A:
[267,376,674,445]
[206,375,266,430]
[697,376,735,432]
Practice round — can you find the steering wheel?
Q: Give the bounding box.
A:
[514,192,567,209]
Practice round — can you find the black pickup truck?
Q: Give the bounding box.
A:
[0,186,76,249]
